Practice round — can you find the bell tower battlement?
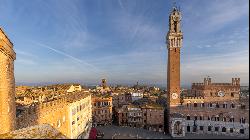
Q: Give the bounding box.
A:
[167,7,183,49]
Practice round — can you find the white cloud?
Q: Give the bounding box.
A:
[183,0,249,34]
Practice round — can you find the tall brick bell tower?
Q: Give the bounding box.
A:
[167,6,183,108]
[164,5,184,137]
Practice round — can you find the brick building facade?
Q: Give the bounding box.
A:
[165,6,249,138]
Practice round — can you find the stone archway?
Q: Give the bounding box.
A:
[173,121,182,135]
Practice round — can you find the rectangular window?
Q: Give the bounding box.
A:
[187,126,190,132]
[231,93,234,97]
[200,126,203,131]
[230,128,233,133]
[215,127,219,131]
[208,126,212,131]
[240,129,244,134]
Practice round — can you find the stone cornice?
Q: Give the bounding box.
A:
[0,45,16,60]
[0,27,13,46]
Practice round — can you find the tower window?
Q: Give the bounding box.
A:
[174,21,177,32]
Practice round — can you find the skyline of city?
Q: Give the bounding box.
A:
[0,0,249,139]
[0,0,249,87]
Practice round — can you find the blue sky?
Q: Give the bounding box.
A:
[0,0,249,87]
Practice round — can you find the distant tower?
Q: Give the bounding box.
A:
[0,28,16,134]
[101,79,107,89]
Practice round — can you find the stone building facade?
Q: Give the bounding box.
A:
[127,105,143,128]
[177,78,249,137]
[141,104,164,132]
[16,92,92,139]
[116,103,164,132]
[0,28,16,134]
[112,92,132,108]
[92,95,112,126]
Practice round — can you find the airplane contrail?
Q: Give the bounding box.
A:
[32,41,101,72]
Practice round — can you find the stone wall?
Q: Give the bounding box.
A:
[0,28,16,134]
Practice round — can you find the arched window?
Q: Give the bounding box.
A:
[216,115,219,121]
[201,102,205,107]
[216,103,220,108]
[240,117,246,124]
[223,117,226,122]
[174,21,177,32]
[209,103,213,108]
[208,116,210,120]
[194,115,198,120]
[194,101,198,107]
[223,102,227,108]
[187,115,190,120]
[229,116,234,122]
[187,101,191,108]
[200,116,203,120]
[231,103,235,108]
[231,93,234,97]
